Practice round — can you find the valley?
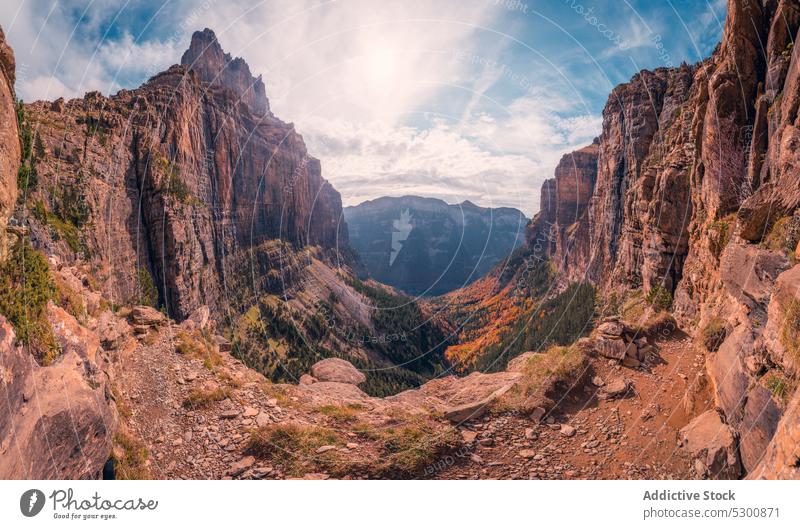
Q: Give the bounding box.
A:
[1,0,800,482]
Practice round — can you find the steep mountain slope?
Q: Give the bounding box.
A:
[0,27,18,261]
[443,0,800,478]
[9,29,448,396]
[19,28,347,321]
[345,196,527,296]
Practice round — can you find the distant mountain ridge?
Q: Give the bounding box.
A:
[344,195,527,296]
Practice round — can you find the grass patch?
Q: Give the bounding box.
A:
[763,372,795,404]
[499,345,588,413]
[182,385,230,409]
[112,429,150,480]
[362,415,460,475]
[708,217,732,259]
[246,423,344,476]
[315,403,366,424]
[136,267,159,308]
[174,330,223,369]
[699,317,727,352]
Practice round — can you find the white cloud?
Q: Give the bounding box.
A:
[1,0,603,215]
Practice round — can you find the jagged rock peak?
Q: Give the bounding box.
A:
[181,28,270,116]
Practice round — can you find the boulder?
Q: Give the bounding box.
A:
[444,395,495,423]
[130,305,167,327]
[603,378,630,398]
[299,374,317,385]
[95,310,132,350]
[597,321,624,337]
[227,456,255,477]
[180,305,210,331]
[310,358,366,385]
[679,410,741,479]
[0,314,116,479]
[749,390,800,479]
[593,337,627,360]
[622,356,641,368]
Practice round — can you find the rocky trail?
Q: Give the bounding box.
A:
[436,331,711,479]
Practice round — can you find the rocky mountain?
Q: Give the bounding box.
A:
[2,0,800,481]
[0,27,18,261]
[18,28,347,322]
[344,196,527,296]
[462,0,800,478]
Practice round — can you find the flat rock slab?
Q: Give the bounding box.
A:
[310,358,366,385]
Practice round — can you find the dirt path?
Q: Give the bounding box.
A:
[435,331,712,479]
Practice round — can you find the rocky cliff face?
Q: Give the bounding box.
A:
[180,28,270,117]
[0,27,19,261]
[345,196,527,296]
[21,29,347,321]
[525,0,800,477]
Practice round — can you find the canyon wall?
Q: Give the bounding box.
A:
[22,29,347,321]
[0,28,19,261]
[528,0,800,477]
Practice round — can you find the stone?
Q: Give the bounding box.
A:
[219,410,239,419]
[593,337,627,360]
[603,378,630,398]
[524,428,537,440]
[518,449,537,459]
[597,321,624,337]
[444,396,494,423]
[591,376,605,387]
[622,356,641,368]
[255,412,271,427]
[299,374,317,385]
[310,358,366,385]
[529,406,546,423]
[0,28,19,262]
[624,342,638,358]
[560,424,576,437]
[0,314,115,479]
[346,443,360,449]
[678,410,741,479]
[130,305,166,327]
[315,445,337,454]
[460,430,478,443]
[181,305,210,331]
[227,456,255,477]
[242,406,259,418]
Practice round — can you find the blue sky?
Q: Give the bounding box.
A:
[1,0,727,215]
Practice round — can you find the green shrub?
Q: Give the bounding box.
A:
[136,267,159,307]
[764,373,793,403]
[645,285,673,311]
[16,99,37,194]
[0,239,59,364]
